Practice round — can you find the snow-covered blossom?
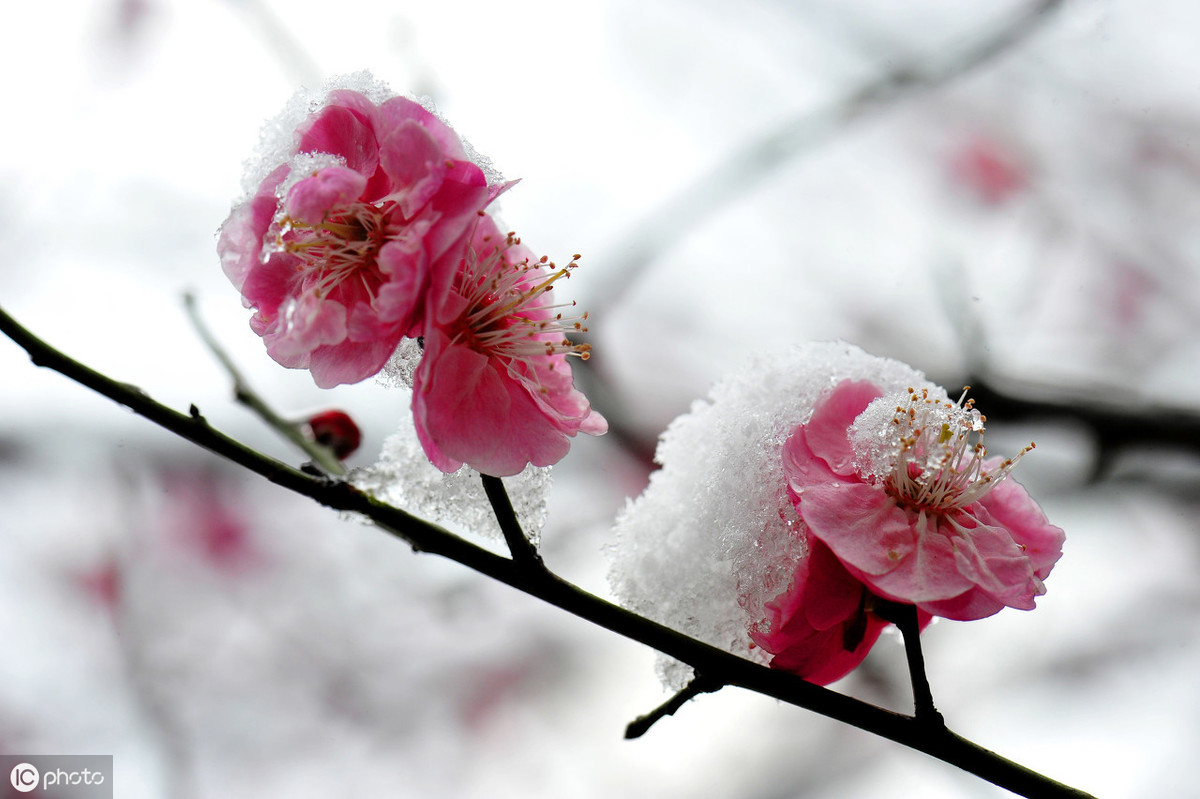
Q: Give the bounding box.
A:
[786,380,1064,621]
[609,343,1063,687]
[610,344,928,686]
[218,82,492,387]
[412,214,606,477]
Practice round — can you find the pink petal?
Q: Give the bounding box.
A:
[943,514,1037,606]
[413,332,573,476]
[919,588,1006,621]
[242,252,300,321]
[975,476,1065,580]
[867,512,976,603]
[377,96,469,160]
[752,540,888,686]
[307,337,398,388]
[297,100,380,177]
[285,166,368,226]
[803,539,871,631]
[262,294,347,369]
[804,380,882,475]
[377,120,447,219]
[782,426,840,494]
[799,482,916,577]
[522,354,606,436]
[218,164,288,291]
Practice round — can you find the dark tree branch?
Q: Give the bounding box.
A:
[0,305,1094,799]
[967,376,1200,465]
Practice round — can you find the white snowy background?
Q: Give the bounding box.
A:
[2,0,1199,796]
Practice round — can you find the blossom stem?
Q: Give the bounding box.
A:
[891,603,943,725]
[183,293,345,476]
[480,473,544,571]
[0,305,1095,799]
[624,674,722,739]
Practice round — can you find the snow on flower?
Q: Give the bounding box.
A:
[352,418,552,546]
[411,214,607,477]
[609,343,1063,687]
[610,343,934,686]
[786,381,1064,621]
[218,75,494,388]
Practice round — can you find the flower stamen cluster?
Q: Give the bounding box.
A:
[454,228,592,367]
[275,201,396,300]
[881,387,1034,514]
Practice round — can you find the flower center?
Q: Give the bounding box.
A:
[852,387,1033,514]
[276,201,394,299]
[450,227,592,366]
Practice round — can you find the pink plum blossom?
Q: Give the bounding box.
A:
[784,380,1065,621]
[412,215,607,477]
[218,88,492,387]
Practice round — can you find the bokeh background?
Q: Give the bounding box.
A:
[3,0,1200,796]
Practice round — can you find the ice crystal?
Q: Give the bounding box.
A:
[352,418,550,546]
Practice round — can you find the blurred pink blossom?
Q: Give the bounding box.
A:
[75,557,122,612]
[161,469,264,573]
[949,135,1029,205]
[785,380,1064,621]
[219,89,492,387]
[412,215,606,476]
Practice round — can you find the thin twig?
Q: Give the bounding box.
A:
[0,305,1096,799]
[183,293,345,476]
[625,674,722,739]
[480,473,544,570]
[588,0,1065,317]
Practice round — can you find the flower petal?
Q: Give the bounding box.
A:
[413,332,573,476]
[377,96,470,161]
[285,166,368,226]
[297,99,380,177]
[975,476,1066,580]
[262,293,347,369]
[307,337,398,389]
[805,380,882,475]
[782,426,840,495]
[377,120,451,219]
[218,165,289,291]
[799,482,916,577]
